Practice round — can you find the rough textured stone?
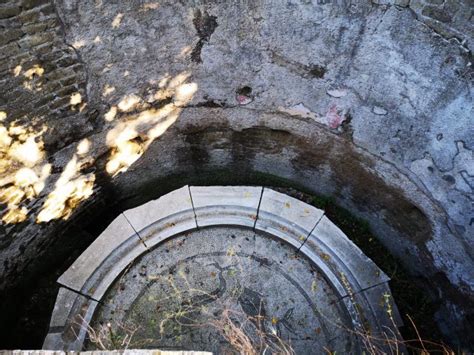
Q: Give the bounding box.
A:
[47,287,88,329]
[47,197,401,353]
[43,289,99,351]
[90,227,357,354]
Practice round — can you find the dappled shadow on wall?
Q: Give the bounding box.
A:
[0,69,197,225]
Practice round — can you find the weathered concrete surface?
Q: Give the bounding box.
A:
[305,215,390,291]
[0,0,472,348]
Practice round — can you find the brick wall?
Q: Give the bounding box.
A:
[0,0,92,151]
[0,0,97,289]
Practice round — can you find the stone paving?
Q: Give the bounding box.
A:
[43,186,402,353]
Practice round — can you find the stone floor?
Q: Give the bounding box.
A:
[89,227,355,354]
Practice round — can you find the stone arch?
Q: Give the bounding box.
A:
[43,186,403,352]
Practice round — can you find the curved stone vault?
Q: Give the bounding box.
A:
[0,0,472,350]
[43,186,402,353]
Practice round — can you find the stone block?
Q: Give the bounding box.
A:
[19,31,54,48]
[48,287,86,329]
[59,74,79,87]
[57,214,146,298]
[33,42,55,55]
[0,42,21,59]
[43,287,100,351]
[362,282,404,328]
[38,3,55,16]
[190,185,262,228]
[0,5,21,20]
[20,0,51,11]
[255,188,324,248]
[0,29,24,46]
[123,185,197,248]
[42,333,65,351]
[49,96,70,110]
[337,283,404,352]
[22,23,48,34]
[303,216,389,292]
[17,8,42,24]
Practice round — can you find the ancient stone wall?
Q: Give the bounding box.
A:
[0,0,472,348]
[0,0,101,301]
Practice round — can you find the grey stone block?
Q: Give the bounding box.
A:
[57,214,147,299]
[255,188,324,248]
[298,241,352,298]
[337,283,405,352]
[124,185,197,249]
[304,216,390,292]
[48,287,88,329]
[190,185,262,227]
[43,288,100,351]
[361,282,404,329]
[42,333,65,351]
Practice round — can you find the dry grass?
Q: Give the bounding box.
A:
[79,309,457,354]
[206,308,294,355]
[75,315,139,351]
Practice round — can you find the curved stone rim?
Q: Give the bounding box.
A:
[43,185,403,351]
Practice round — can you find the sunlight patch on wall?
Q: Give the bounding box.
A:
[13,65,22,77]
[179,46,192,58]
[70,93,82,106]
[112,13,123,29]
[77,138,91,156]
[22,64,44,92]
[23,65,44,79]
[0,114,50,224]
[72,39,86,49]
[117,94,141,112]
[70,93,87,112]
[37,148,95,223]
[1,73,197,224]
[105,103,182,176]
[105,72,197,177]
[102,84,116,97]
[9,136,45,168]
[141,3,160,11]
[104,106,118,122]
